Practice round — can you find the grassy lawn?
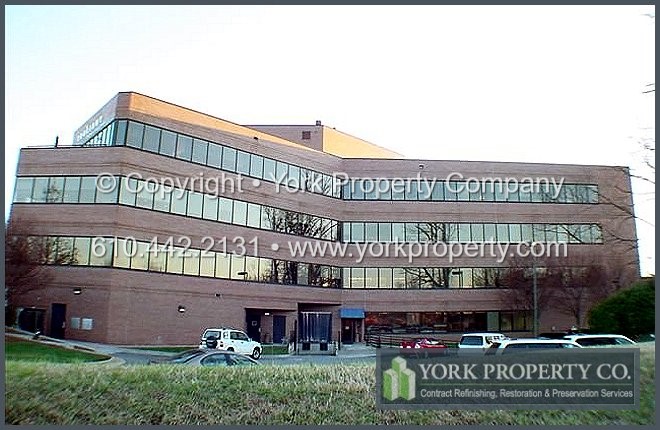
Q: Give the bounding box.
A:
[134,344,290,355]
[5,345,654,425]
[5,337,110,363]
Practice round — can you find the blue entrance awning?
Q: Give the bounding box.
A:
[340,308,365,319]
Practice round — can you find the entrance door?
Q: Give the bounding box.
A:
[18,308,45,333]
[245,311,261,343]
[273,315,286,344]
[50,303,66,339]
[341,319,355,344]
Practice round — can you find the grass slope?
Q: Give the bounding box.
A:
[5,346,654,425]
[5,338,109,363]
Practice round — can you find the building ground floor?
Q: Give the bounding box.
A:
[11,266,582,346]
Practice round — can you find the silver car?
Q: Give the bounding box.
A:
[151,349,259,367]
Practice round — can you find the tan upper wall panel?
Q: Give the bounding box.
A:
[110,92,321,154]
[322,127,404,159]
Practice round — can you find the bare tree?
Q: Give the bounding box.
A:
[262,206,337,286]
[5,218,75,322]
[499,254,627,328]
[404,222,456,288]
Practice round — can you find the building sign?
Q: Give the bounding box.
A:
[74,114,104,144]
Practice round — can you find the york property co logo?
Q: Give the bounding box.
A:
[383,356,416,400]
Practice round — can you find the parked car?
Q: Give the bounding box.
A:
[458,332,507,352]
[152,349,259,366]
[199,327,262,359]
[400,338,448,350]
[563,334,636,347]
[486,339,582,354]
[148,348,207,365]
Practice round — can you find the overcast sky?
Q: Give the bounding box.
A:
[4,5,655,275]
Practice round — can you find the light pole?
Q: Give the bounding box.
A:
[532,259,538,338]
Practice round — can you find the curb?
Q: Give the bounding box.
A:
[88,356,126,367]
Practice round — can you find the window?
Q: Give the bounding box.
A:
[13,177,34,202]
[45,177,64,203]
[302,130,311,140]
[89,237,114,266]
[386,223,403,242]
[247,203,261,228]
[250,155,264,178]
[236,151,251,175]
[393,268,406,288]
[378,222,392,242]
[131,242,149,271]
[365,268,379,288]
[233,201,247,225]
[231,255,246,279]
[170,189,188,215]
[148,245,167,272]
[351,268,365,288]
[114,120,128,145]
[276,161,288,183]
[126,122,144,148]
[113,238,132,268]
[350,222,365,242]
[31,177,50,203]
[166,248,184,274]
[152,184,172,212]
[176,135,193,161]
[95,176,118,204]
[207,143,223,168]
[245,256,260,281]
[143,125,161,153]
[218,198,233,223]
[457,224,470,242]
[72,237,91,265]
[78,177,97,204]
[379,268,393,289]
[202,195,219,221]
[119,177,137,206]
[263,158,276,181]
[222,146,237,172]
[192,139,208,165]
[365,223,378,241]
[187,191,203,218]
[160,130,177,156]
[135,181,154,209]
[183,249,200,276]
[215,253,230,278]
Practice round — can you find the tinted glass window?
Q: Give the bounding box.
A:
[176,135,193,161]
[207,143,223,168]
[460,336,483,346]
[13,177,34,202]
[263,158,276,181]
[114,120,127,145]
[250,155,264,178]
[126,122,144,148]
[143,125,161,153]
[222,146,237,171]
[160,130,177,156]
[192,139,208,164]
[78,177,97,204]
[187,192,203,218]
[236,151,251,175]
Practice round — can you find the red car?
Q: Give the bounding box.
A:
[400,338,448,349]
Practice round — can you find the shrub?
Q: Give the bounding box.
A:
[588,277,655,339]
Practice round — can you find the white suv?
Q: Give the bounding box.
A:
[458,333,508,352]
[486,339,582,354]
[199,327,262,359]
[563,334,636,347]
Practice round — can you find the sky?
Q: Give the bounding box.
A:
[4,5,655,275]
